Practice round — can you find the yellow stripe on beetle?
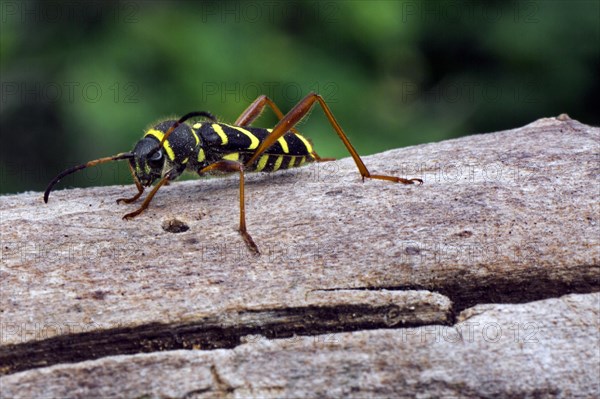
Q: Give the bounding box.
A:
[191,129,200,146]
[198,148,206,163]
[212,124,228,145]
[227,125,260,150]
[145,129,176,161]
[295,133,313,155]
[256,155,269,172]
[223,153,240,162]
[277,136,289,153]
[273,156,283,171]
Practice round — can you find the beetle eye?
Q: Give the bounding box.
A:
[148,150,163,166]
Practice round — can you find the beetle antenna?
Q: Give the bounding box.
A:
[43,152,134,203]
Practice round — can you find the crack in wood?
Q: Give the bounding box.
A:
[0,300,451,376]
[312,272,600,313]
[3,275,598,377]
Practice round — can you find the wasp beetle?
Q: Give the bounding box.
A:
[44,93,422,254]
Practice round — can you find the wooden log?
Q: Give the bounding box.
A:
[1,114,598,396]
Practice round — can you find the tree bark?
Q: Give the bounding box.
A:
[1,115,598,397]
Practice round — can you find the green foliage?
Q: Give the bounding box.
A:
[1,0,598,194]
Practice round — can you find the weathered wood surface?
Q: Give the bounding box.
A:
[2,292,597,398]
[1,115,598,396]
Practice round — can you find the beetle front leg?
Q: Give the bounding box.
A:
[117,162,145,204]
[122,170,173,220]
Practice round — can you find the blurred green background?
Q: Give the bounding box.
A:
[1,0,598,194]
